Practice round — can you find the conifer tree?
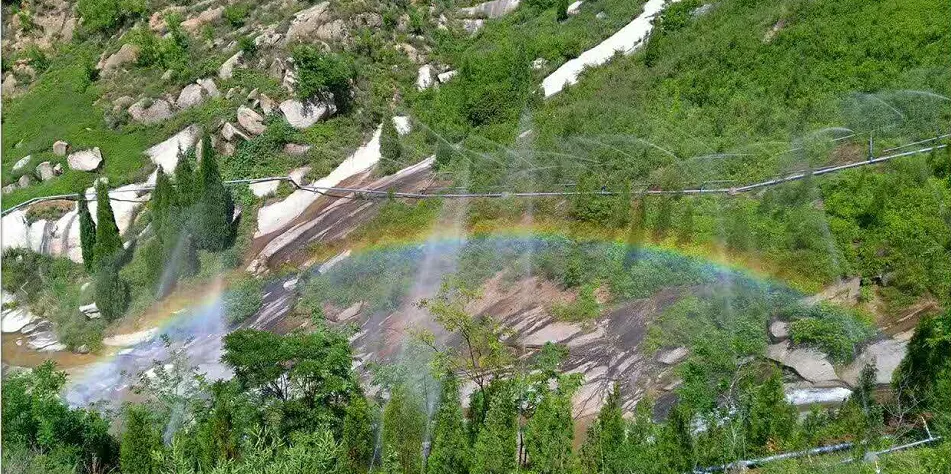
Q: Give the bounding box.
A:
[380,113,403,175]
[341,395,375,474]
[94,257,129,322]
[120,405,162,474]
[382,385,425,474]
[151,168,177,241]
[525,386,576,474]
[744,370,796,454]
[556,0,569,21]
[77,191,97,272]
[93,180,123,268]
[580,384,624,474]
[194,139,234,251]
[471,385,517,474]
[427,372,469,474]
[173,151,199,209]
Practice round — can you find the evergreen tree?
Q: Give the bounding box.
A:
[174,150,199,209]
[660,404,695,473]
[744,370,797,454]
[380,113,403,175]
[77,191,97,272]
[194,139,234,251]
[556,0,569,21]
[94,257,129,322]
[525,386,576,474]
[471,386,517,474]
[151,168,178,240]
[427,372,469,474]
[120,405,162,474]
[382,384,425,474]
[340,395,375,474]
[93,180,123,268]
[580,384,625,474]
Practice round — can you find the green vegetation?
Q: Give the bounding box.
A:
[223,276,264,324]
[787,303,876,363]
[293,46,356,111]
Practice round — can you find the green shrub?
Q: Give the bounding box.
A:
[551,283,600,322]
[787,304,875,362]
[77,0,145,33]
[223,277,263,324]
[292,46,355,110]
[223,3,250,27]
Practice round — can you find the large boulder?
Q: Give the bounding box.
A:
[314,19,347,42]
[35,161,57,181]
[2,74,18,97]
[841,338,908,386]
[17,175,32,188]
[279,99,336,129]
[285,2,332,44]
[97,43,140,77]
[219,51,243,80]
[176,80,218,109]
[128,98,173,125]
[66,148,103,171]
[181,6,224,33]
[767,340,840,384]
[237,106,266,135]
[417,64,435,91]
[12,155,32,171]
[221,122,249,142]
[52,140,69,156]
[144,125,201,172]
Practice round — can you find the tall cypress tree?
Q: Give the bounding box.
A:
[120,405,162,474]
[93,180,123,268]
[173,150,199,209]
[382,384,425,474]
[471,385,517,474]
[341,395,375,474]
[77,191,97,272]
[525,387,576,474]
[580,384,625,474]
[195,139,234,251]
[94,258,129,322]
[380,113,403,175]
[428,372,469,474]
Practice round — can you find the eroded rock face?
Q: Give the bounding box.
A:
[767,340,840,384]
[279,99,335,129]
[128,98,173,125]
[237,106,266,135]
[98,43,140,77]
[145,125,201,172]
[66,148,103,171]
[285,2,332,44]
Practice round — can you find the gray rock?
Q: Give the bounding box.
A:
[437,70,458,83]
[268,58,286,80]
[1,74,17,97]
[458,0,521,19]
[595,11,607,20]
[35,162,56,181]
[219,51,243,80]
[279,99,335,129]
[161,69,174,81]
[12,155,32,171]
[461,19,484,34]
[770,320,790,340]
[52,140,69,156]
[767,340,839,384]
[354,12,382,28]
[283,143,312,156]
[67,148,103,171]
[53,163,63,175]
[79,302,100,319]
[221,122,249,142]
[181,6,224,33]
[18,175,32,188]
[397,43,424,64]
[657,346,689,365]
[2,183,19,194]
[97,43,140,77]
[76,344,90,354]
[314,19,347,42]
[176,83,207,109]
[254,31,283,48]
[128,98,173,125]
[841,338,907,386]
[532,57,548,70]
[259,93,276,115]
[285,2,332,44]
[198,78,220,97]
[417,64,435,91]
[237,106,266,135]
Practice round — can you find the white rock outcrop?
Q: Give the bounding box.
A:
[279,99,336,129]
[67,148,103,171]
[542,0,679,97]
[144,125,201,173]
[392,116,412,136]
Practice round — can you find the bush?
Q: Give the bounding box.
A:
[551,283,600,322]
[223,277,263,324]
[223,3,250,27]
[94,259,130,322]
[77,0,144,33]
[787,303,875,362]
[292,46,355,110]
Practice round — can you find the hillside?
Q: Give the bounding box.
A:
[2,0,951,472]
